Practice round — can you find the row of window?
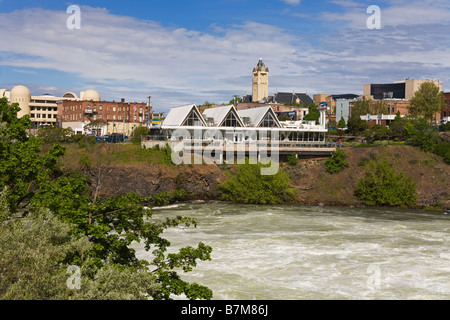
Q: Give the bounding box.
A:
[30,107,58,112]
[64,104,147,113]
[62,113,144,122]
[30,114,58,119]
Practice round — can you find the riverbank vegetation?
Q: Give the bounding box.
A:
[355,159,418,207]
[219,161,296,205]
[0,97,213,300]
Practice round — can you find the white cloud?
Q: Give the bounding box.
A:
[0,3,450,111]
[281,0,302,5]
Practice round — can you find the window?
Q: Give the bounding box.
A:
[183,110,202,126]
[99,105,103,110]
[223,112,241,127]
[113,107,116,112]
[260,113,277,127]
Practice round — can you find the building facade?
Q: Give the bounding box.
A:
[0,85,73,130]
[60,96,151,136]
[0,85,152,136]
[363,79,442,100]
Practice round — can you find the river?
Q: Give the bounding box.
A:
[134,202,450,300]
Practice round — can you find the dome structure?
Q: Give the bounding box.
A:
[0,89,8,98]
[63,92,78,99]
[10,85,31,118]
[10,85,31,100]
[82,89,101,101]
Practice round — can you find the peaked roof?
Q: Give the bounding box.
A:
[253,58,269,73]
[270,92,313,105]
[237,106,281,128]
[162,104,206,127]
[202,105,244,127]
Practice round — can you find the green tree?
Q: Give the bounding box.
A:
[29,172,212,300]
[409,82,446,122]
[131,126,149,144]
[84,119,108,136]
[0,98,65,211]
[324,148,349,174]
[0,208,160,300]
[37,126,75,144]
[363,124,390,142]
[303,104,320,123]
[0,97,213,300]
[287,153,298,166]
[389,111,407,139]
[355,159,417,207]
[347,99,370,134]
[405,116,440,152]
[337,118,346,129]
[219,162,296,205]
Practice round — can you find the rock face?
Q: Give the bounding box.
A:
[98,163,227,201]
[87,145,448,210]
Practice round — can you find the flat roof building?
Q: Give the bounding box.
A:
[363,79,442,100]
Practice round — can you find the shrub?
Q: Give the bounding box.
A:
[433,141,450,164]
[287,153,298,166]
[219,162,296,205]
[131,126,150,144]
[355,160,417,207]
[325,148,349,174]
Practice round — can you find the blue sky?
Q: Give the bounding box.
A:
[1,0,450,112]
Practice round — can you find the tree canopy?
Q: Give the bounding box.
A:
[409,82,446,122]
[0,97,213,300]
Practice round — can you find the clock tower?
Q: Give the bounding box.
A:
[252,58,269,103]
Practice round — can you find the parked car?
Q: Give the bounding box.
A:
[104,133,128,143]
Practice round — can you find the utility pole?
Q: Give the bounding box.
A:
[147,96,152,128]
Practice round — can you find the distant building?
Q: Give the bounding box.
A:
[335,99,354,124]
[252,58,269,103]
[60,95,151,136]
[363,79,442,100]
[240,59,312,107]
[314,94,360,122]
[0,85,80,131]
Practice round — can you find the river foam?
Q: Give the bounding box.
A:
[137,203,450,300]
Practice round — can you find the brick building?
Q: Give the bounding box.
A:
[59,91,151,136]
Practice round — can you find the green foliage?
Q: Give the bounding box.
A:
[0,98,66,211]
[439,122,450,132]
[303,104,320,123]
[219,162,296,205]
[287,153,298,166]
[37,126,75,144]
[405,117,440,152]
[347,100,370,134]
[389,112,408,139]
[355,159,417,207]
[0,97,213,300]
[131,126,150,144]
[325,148,349,174]
[433,141,450,164]
[147,189,192,207]
[0,209,160,300]
[337,118,346,129]
[363,124,390,142]
[409,82,446,122]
